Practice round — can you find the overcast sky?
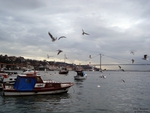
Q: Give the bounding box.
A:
[0,0,150,69]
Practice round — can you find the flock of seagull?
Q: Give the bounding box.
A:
[48,29,89,56]
[130,51,149,63]
[99,51,149,84]
[48,29,149,85]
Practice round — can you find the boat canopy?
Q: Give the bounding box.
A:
[14,76,36,91]
[76,71,84,76]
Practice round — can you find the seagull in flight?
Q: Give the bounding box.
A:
[142,55,149,60]
[118,65,121,69]
[99,69,106,78]
[48,32,57,42]
[100,74,106,79]
[89,55,92,59]
[47,54,53,58]
[122,79,125,83]
[64,54,68,59]
[121,69,125,72]
[57,49,63,55]
[99,69,106,73]
[131,59,134,63]
[82,29,89,35]
[97,85,101,87]
[118,65,125,72]
[130,51,134,55]
[58,36,66,40]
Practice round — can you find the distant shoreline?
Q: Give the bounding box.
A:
[4,69,150,72]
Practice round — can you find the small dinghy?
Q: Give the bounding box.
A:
[74,71,87,80]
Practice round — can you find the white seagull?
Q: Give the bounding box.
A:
[118,65,121,69]
[130,51,134,55]
[48,32,57,42]
[97,85,101,87]
[89,55,92,59]
[99,69,106,73]
[118,65,125,72]
[142,55,149,60]
[82,29,90,35]
[131,59,134,63]
[57,50,63,55]
[121,69,125,72]
[122,79,125,83]
[100,74,106,79]
[47,54,53,58]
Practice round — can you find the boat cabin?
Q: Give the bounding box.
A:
[13,75,44,91]
[76,71,85,77]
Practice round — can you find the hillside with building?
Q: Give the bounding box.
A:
[0,54,98,71]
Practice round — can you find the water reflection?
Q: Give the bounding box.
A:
[1,93,71,112]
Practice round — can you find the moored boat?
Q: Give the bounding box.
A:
[2,74,73,96]
[0,72,18,89]
[0,72,8,89]
[59,67,69,74]
[23,69,38,75]
[74,71,87,80]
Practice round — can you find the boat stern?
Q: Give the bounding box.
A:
[60,82,74,88]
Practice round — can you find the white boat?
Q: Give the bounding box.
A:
[0,73,17,89]
[0,72,8,89]
[3,76,17,83]
[23,69,38,75]
[2,74,74,96]
[59,67,69,74]
[74,71,87,80]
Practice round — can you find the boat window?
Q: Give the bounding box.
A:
[48,84,53,87]
[54,84,59,87]
[36,77,42,82]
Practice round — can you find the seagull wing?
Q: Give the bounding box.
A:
[48,32,53,38]
[57,51,60,55]
[84,32,90,35]
[130,51,134,55]
[122,69,125,71]
[144,55,147,59]
[122,79,125,83]
[82,29,84,35]
[57,50,63,55]
[58,36,66,40]
[118,65,121,69]
[48,32,57,41]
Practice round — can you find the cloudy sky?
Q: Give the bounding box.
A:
[0,0,150,69]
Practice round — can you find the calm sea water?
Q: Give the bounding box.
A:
[0,71,150,113]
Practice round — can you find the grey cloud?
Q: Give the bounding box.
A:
[0,0,150,68]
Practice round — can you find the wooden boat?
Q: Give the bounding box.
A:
[74,71,87,80]
[2,74,73,96]
[59,67,69,74]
